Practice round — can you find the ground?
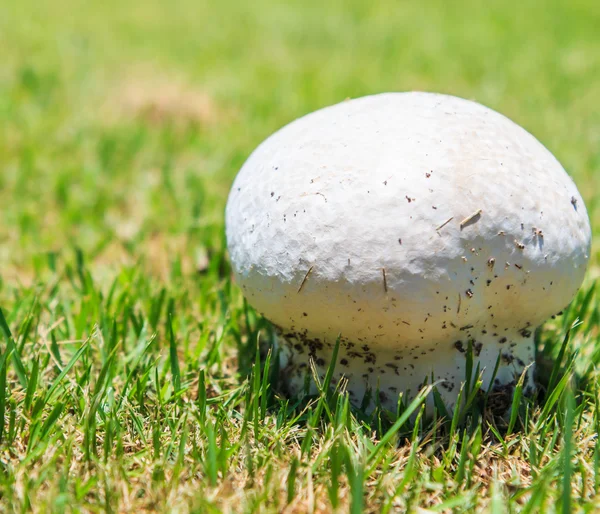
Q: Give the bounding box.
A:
[1,0,600,512]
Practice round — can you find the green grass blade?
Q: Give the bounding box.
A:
[547,329,571,394]
[0,348,10,443]
[168,312,181,393]
[561,385,575,514]
[367,385,433,465]
[506,365,529,434]
[24,357,39,414]
[0,308,28,388]
[44,340,90,406]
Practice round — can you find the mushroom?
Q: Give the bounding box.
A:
[225,92,591,413]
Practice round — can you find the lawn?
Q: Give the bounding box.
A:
[1,0,599,511]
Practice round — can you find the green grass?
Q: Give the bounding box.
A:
[1,0,600,511]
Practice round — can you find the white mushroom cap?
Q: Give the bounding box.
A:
[225,92,591,412]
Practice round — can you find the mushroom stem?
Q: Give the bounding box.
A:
[278,330,535,414]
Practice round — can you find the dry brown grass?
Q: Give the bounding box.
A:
[106,67,225,128]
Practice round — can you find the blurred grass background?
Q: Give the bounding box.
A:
[1,0,598,277]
